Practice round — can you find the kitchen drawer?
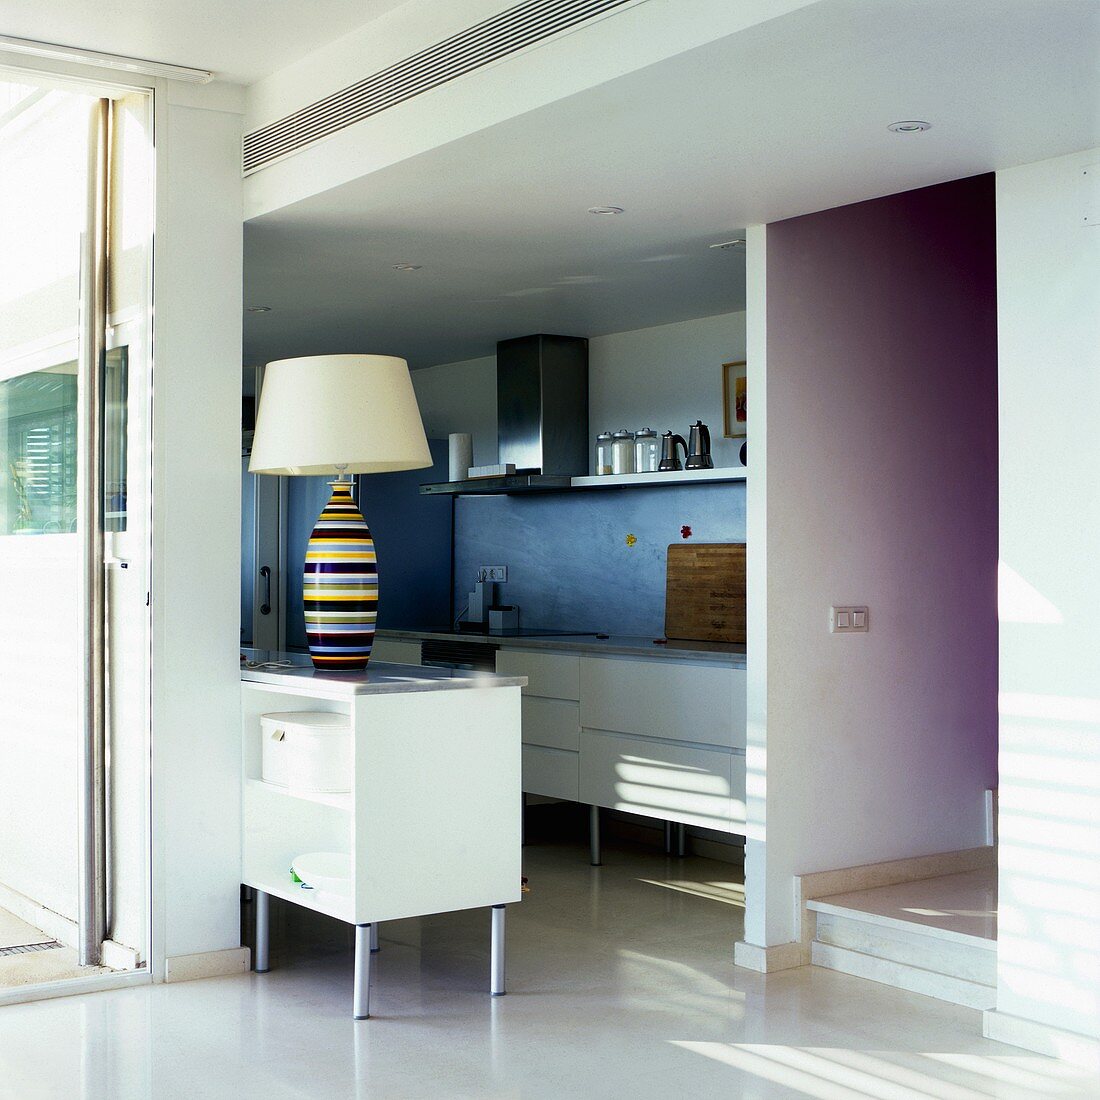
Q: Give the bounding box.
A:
[521,697,580,752]
[580,730,740,832]
[496,649,580,701]
[522,745,579,801]
[579,657,745,749]
[369,639,421,666]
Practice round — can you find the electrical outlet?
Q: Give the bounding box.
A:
[479,565,508,583]
[830,605,869,633]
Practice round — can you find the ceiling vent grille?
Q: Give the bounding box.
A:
[242,0,641,175]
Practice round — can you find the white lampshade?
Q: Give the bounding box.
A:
[249,354,432,476]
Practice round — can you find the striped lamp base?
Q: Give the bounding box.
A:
[303,481,377,671]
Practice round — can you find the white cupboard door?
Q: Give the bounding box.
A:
[521,697,581,751]
[580,731,736,832]
[580,657,744,750]
[369,639,422,666]
[522,745,580,800]
[496,649,580,701]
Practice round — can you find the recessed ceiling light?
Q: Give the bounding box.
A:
[888,120,931,134]
[709,238,746,251]
[587,205,624,215]
[247,305,272,313]
[392,262,423,271]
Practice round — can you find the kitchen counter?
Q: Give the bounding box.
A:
[377,629,746,667]
[241,652,527,697]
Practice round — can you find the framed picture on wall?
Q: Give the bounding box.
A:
[723,360,747,438]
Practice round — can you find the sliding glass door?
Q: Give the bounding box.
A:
[0,72,152,989]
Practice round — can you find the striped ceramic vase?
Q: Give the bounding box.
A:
[303,481,378,671]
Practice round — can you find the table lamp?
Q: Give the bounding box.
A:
[249,354,431,670]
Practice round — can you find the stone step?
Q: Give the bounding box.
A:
[806,869,997,1008]
[811,907,996,985]
[811,938,995,1009]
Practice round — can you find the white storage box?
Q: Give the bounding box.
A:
[261,711,352,794]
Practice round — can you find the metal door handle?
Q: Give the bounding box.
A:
[260,565,272,615]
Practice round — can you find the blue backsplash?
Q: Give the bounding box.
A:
[454,483,746,636]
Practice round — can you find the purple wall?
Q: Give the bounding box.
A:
[765,174,999,872]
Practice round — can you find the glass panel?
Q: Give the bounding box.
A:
[0,74,152,989]
[0,77,96,978]
[0,364,77,534]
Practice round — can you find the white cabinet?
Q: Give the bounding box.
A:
[579,731,744,831]
[370,638,422,666]
[498,650,581,801]
[500,644,746,831]
[580,656,745,750]
[580,731,746,832]
[522,744,580,800]
[521,697,580,751]
[497,649,579,700]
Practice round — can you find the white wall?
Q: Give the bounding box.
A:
[411,355,496,466]
[149,89,245,974]
[412,311,746,470]
[986,149,1100,1065]
[589,312,746,470]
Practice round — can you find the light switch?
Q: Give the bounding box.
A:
[830,605,870,633]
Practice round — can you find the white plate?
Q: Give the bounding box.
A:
[292,851,351,893]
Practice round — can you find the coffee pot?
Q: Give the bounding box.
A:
[686,420,713,470]
[658,431,687,471]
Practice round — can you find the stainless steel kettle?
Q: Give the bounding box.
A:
[686,420,713,470]
[658,431,687,471]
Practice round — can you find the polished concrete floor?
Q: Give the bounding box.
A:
[0,834,1093,1099]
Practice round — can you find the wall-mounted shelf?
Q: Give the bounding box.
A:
[419,466,746,496]
[570,467,746,490]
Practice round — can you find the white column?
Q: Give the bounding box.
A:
[985,148,1100,1067]
[149,86,248,981]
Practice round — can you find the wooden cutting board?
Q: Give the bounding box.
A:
[664,543,746,644]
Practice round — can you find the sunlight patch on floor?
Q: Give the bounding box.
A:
[672,1041,1098,1099]
[637,877,746,907]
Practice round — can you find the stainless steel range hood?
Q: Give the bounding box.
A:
[420,334,588,496]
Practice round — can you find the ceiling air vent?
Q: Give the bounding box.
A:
[242,0,643,175]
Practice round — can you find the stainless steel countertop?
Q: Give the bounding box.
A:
[241,652,527,697]
[378,629,747,667]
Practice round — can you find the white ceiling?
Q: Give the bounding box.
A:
[243,0,1100,369]
[0,0,411,84]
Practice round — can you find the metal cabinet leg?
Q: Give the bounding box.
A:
[354,924,372,1019]
[589,804,602,866]
[254,889,270,973]
[676,822,687,858]
[664,821,673,855]
[491,905,506,996]
[370,921,380,953]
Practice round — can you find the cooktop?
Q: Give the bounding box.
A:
[447,625,597,639]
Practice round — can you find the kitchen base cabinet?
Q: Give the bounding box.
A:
[521,744,580,801]
[579,730,743,832]
[496,649,580,700]
[369,639,422,666]
[521,697,580,751]
[454,642,748,856]
[580,656,745,750]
